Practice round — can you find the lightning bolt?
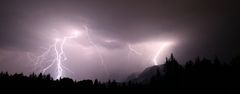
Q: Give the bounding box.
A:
[30,25,109,79]
[83,25,109,78]
[152,42,172,65]
[55,31,79,79]
[29,24,173,80]
[126,42,173,66]
[31,31,79,79]
[127,43,142,62]
[128,43,142,56]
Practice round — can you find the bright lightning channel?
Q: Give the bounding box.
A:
[33,30,79,80]
[152,42,172,65]
[55,31,79,79]
[126,42,173,66]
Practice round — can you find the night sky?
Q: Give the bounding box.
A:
[0,0,239,81]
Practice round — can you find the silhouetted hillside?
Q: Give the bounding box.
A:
[126,65,164,83]
[1,54,240,93]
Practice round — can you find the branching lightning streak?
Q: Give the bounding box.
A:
[32,31,79,79]
[29,24,173,80]
[128,43,142,56]
[127,43,142,62]
[55,32,79,79]
[31,43,57,73]
[83,25,109,77]
[152,42,172,65]
[41,41,58,74]
[126,42,173,66]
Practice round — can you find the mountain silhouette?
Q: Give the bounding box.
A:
[126,65,164,83]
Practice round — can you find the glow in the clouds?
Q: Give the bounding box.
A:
[127,41,174,65]
[128,43,142,56]
[30,24,175,80]
[84,25,109,77]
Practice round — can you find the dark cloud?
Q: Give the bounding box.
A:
[0,0,239,81]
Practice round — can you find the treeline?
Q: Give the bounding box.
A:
[0,54,240,93]
[148,54,240,93]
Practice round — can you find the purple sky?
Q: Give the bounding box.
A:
[0,0,239,81]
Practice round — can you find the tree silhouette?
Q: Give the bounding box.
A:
[1,54,240,93]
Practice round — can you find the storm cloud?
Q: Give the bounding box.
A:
[0,0,239,81]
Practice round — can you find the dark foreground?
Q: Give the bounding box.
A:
[1,54,240,93]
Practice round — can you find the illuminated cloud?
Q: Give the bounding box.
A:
[0,0,239,81]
